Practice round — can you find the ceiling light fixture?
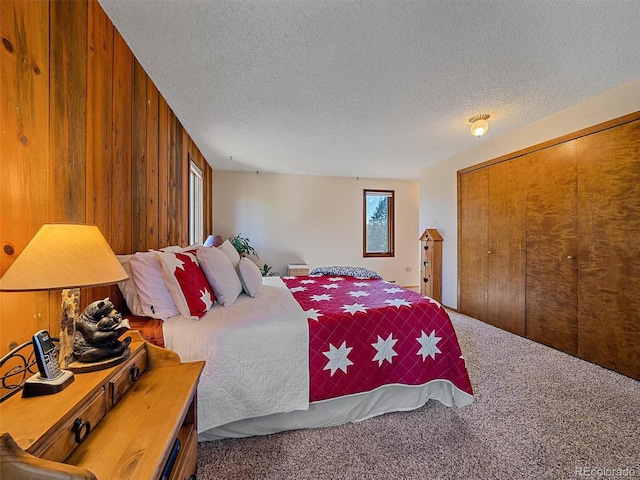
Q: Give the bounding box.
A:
[469,114,490,137]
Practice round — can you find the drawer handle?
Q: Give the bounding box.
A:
[130,365,140,382]
[71,418,91,444]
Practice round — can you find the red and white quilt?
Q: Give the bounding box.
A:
[281,275,474,403]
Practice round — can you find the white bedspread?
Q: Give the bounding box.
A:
[162,276,310,433]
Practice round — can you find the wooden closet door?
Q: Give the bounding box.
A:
[458,169,489,321]
[488,159,526,336]
[526,141,579,355]
[577,119,640,379]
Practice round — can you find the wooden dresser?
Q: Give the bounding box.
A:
[0,331,205,479]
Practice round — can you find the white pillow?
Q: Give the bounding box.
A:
[116,254,145,316]
[196,246,243,306]
[237,257,262,298]
[129,251,180,319]
[218,240,240,267]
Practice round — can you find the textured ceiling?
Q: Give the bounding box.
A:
[98,0,640,180]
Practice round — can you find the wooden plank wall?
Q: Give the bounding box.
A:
[0,0,213,355]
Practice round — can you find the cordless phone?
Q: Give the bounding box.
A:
[22,330,74,397]
[32,330,63,380]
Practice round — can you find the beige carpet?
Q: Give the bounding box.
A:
[196,310,640,479]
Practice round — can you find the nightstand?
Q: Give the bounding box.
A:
[0,331,204,480]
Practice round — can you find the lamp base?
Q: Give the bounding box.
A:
[67,347,131,374]
[22,370,74,398]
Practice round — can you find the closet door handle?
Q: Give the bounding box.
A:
[487,251,493,255]
[567,255,575,259]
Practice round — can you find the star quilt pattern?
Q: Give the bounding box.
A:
[281,275,473,402]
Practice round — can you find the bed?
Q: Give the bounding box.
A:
[119,247,474,440]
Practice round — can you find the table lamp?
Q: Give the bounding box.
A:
[204,234,224,247]
[0,224,128,395]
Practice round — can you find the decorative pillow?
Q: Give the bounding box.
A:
[196,246,243,307]
[155,250,215,320]
[237,257,262,298]
[115,254,145,316]
[309,265,383,279]
[159,245,183,253]
[218,240,241,267]
[129,251,180,319]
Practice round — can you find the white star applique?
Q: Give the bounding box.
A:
[163,253,186,273]
[372,333,398,366]
[385,298,411,309]
[384,287,404,294]
[322,283,340,290]
[323,341,353,376]
[348,291,369,298]
[300,279,316,284]
[311,294,332,302]
[416,330,442,361]
[283,276,296,280]
[290,286,307,293]
[200,289,214,310]
[353,282,370,287]
[305,308,323,321]
[342,303,368,315]
[427,297,442,308]
[328,277,344,282]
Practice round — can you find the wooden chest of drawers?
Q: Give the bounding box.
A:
[0,331,204,479]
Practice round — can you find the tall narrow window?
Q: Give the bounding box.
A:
[189,159,204,245]
[363,189,394,257]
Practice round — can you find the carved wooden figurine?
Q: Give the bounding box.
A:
[73,298,131,363]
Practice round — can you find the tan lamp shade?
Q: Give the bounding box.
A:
[0,224,128,291]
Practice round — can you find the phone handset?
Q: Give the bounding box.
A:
[32,330,63,380]
[22,330,74,397]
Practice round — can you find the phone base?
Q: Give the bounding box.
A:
[22,370,74,398]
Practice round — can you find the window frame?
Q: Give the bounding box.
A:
[363,189,395,258]
[189,158,204,245]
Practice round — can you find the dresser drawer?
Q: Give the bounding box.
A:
[109,347,147,407]
[35,388,107,462]
[169,424,198,480]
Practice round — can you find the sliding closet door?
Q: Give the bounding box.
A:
[526,141,579,355]
[458,168,489,321]
[487,159,526,336]
[577,119,640,379]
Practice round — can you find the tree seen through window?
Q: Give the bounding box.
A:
[363,190,394,257]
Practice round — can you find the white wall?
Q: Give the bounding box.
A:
[213,172,420,286]
[420,78,640,309]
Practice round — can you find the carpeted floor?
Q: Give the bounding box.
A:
[196,310,640,480]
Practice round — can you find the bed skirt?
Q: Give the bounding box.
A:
[198,379,474,441]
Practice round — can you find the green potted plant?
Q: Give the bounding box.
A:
[229,234,279,276]
[229,234,258,258]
